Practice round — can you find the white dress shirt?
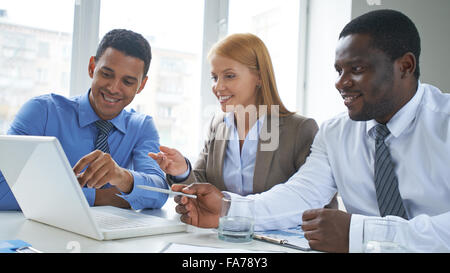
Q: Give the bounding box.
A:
[227,82,450,252]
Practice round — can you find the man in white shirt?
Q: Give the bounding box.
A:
[172,9,450,252]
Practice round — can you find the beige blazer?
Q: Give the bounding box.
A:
[167,113,319,194]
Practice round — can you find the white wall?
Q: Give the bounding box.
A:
[303,0,450,126]
[351,0,450,93]
[303,0,352,125]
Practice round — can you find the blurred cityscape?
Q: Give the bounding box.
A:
[0,16,71,133]
[0,9,201,159]
[0,1,301,162]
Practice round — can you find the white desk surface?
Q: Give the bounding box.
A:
[0,198,305,253]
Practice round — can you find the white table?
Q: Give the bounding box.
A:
[0,198,306,253]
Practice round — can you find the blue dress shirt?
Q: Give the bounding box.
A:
[0,90,168,210]
[222,113,264,196]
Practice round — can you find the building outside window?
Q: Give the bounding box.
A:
[0,0,312,163]
[0,0,74,133]
[99,0,204,161]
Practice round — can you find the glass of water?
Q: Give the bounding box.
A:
[218,196,255,243]
[363,218,410,253]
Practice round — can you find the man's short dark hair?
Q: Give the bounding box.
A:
[339,9,421,79]
[95,29,152,77]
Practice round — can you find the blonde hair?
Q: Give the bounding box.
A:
[208,33,294,117]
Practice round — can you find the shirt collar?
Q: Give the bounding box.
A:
[78,89,127,134]
[224,111,266,135]
[367,81,424,138]
[224,112,234,127]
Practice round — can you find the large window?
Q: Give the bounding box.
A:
[228,0,303,113]
[0,0,317,161]
[99,0,204,160]
[0,0,74,133]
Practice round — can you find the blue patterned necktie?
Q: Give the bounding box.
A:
[373,124,408,219]
[94,120,114,154]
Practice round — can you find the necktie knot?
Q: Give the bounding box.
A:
[373,124,390,141]
[95,120,114,136]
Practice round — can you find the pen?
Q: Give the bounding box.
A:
[253,234,311,251]
[137,185,197,199]
[253,234,287,244]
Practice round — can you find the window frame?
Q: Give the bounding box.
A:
[69,0,309,144]
[69,0,100,96]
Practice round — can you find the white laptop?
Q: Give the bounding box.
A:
[0,135,186,240]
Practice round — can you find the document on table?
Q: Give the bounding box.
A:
[254,226,311,251]
[160,243,282,253]
[0,240,42,253]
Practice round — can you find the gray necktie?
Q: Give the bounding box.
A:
[373,124,407,219]
[94,120,114,154]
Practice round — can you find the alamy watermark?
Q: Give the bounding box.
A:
[66,240,81,253]
[366,0,382,6]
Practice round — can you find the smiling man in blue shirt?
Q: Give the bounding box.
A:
[0,29,168,210]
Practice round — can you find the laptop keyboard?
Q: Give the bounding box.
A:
[93,211,153,230]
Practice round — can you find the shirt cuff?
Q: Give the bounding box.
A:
[169,157,192,182]
[116,170,168,209]
[82,187,96,206]
[173,164,191,180]
[349,214,366,253]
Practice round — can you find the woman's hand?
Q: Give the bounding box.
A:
[148,145,188,176]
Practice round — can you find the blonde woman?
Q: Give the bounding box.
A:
[150,33,335,206]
